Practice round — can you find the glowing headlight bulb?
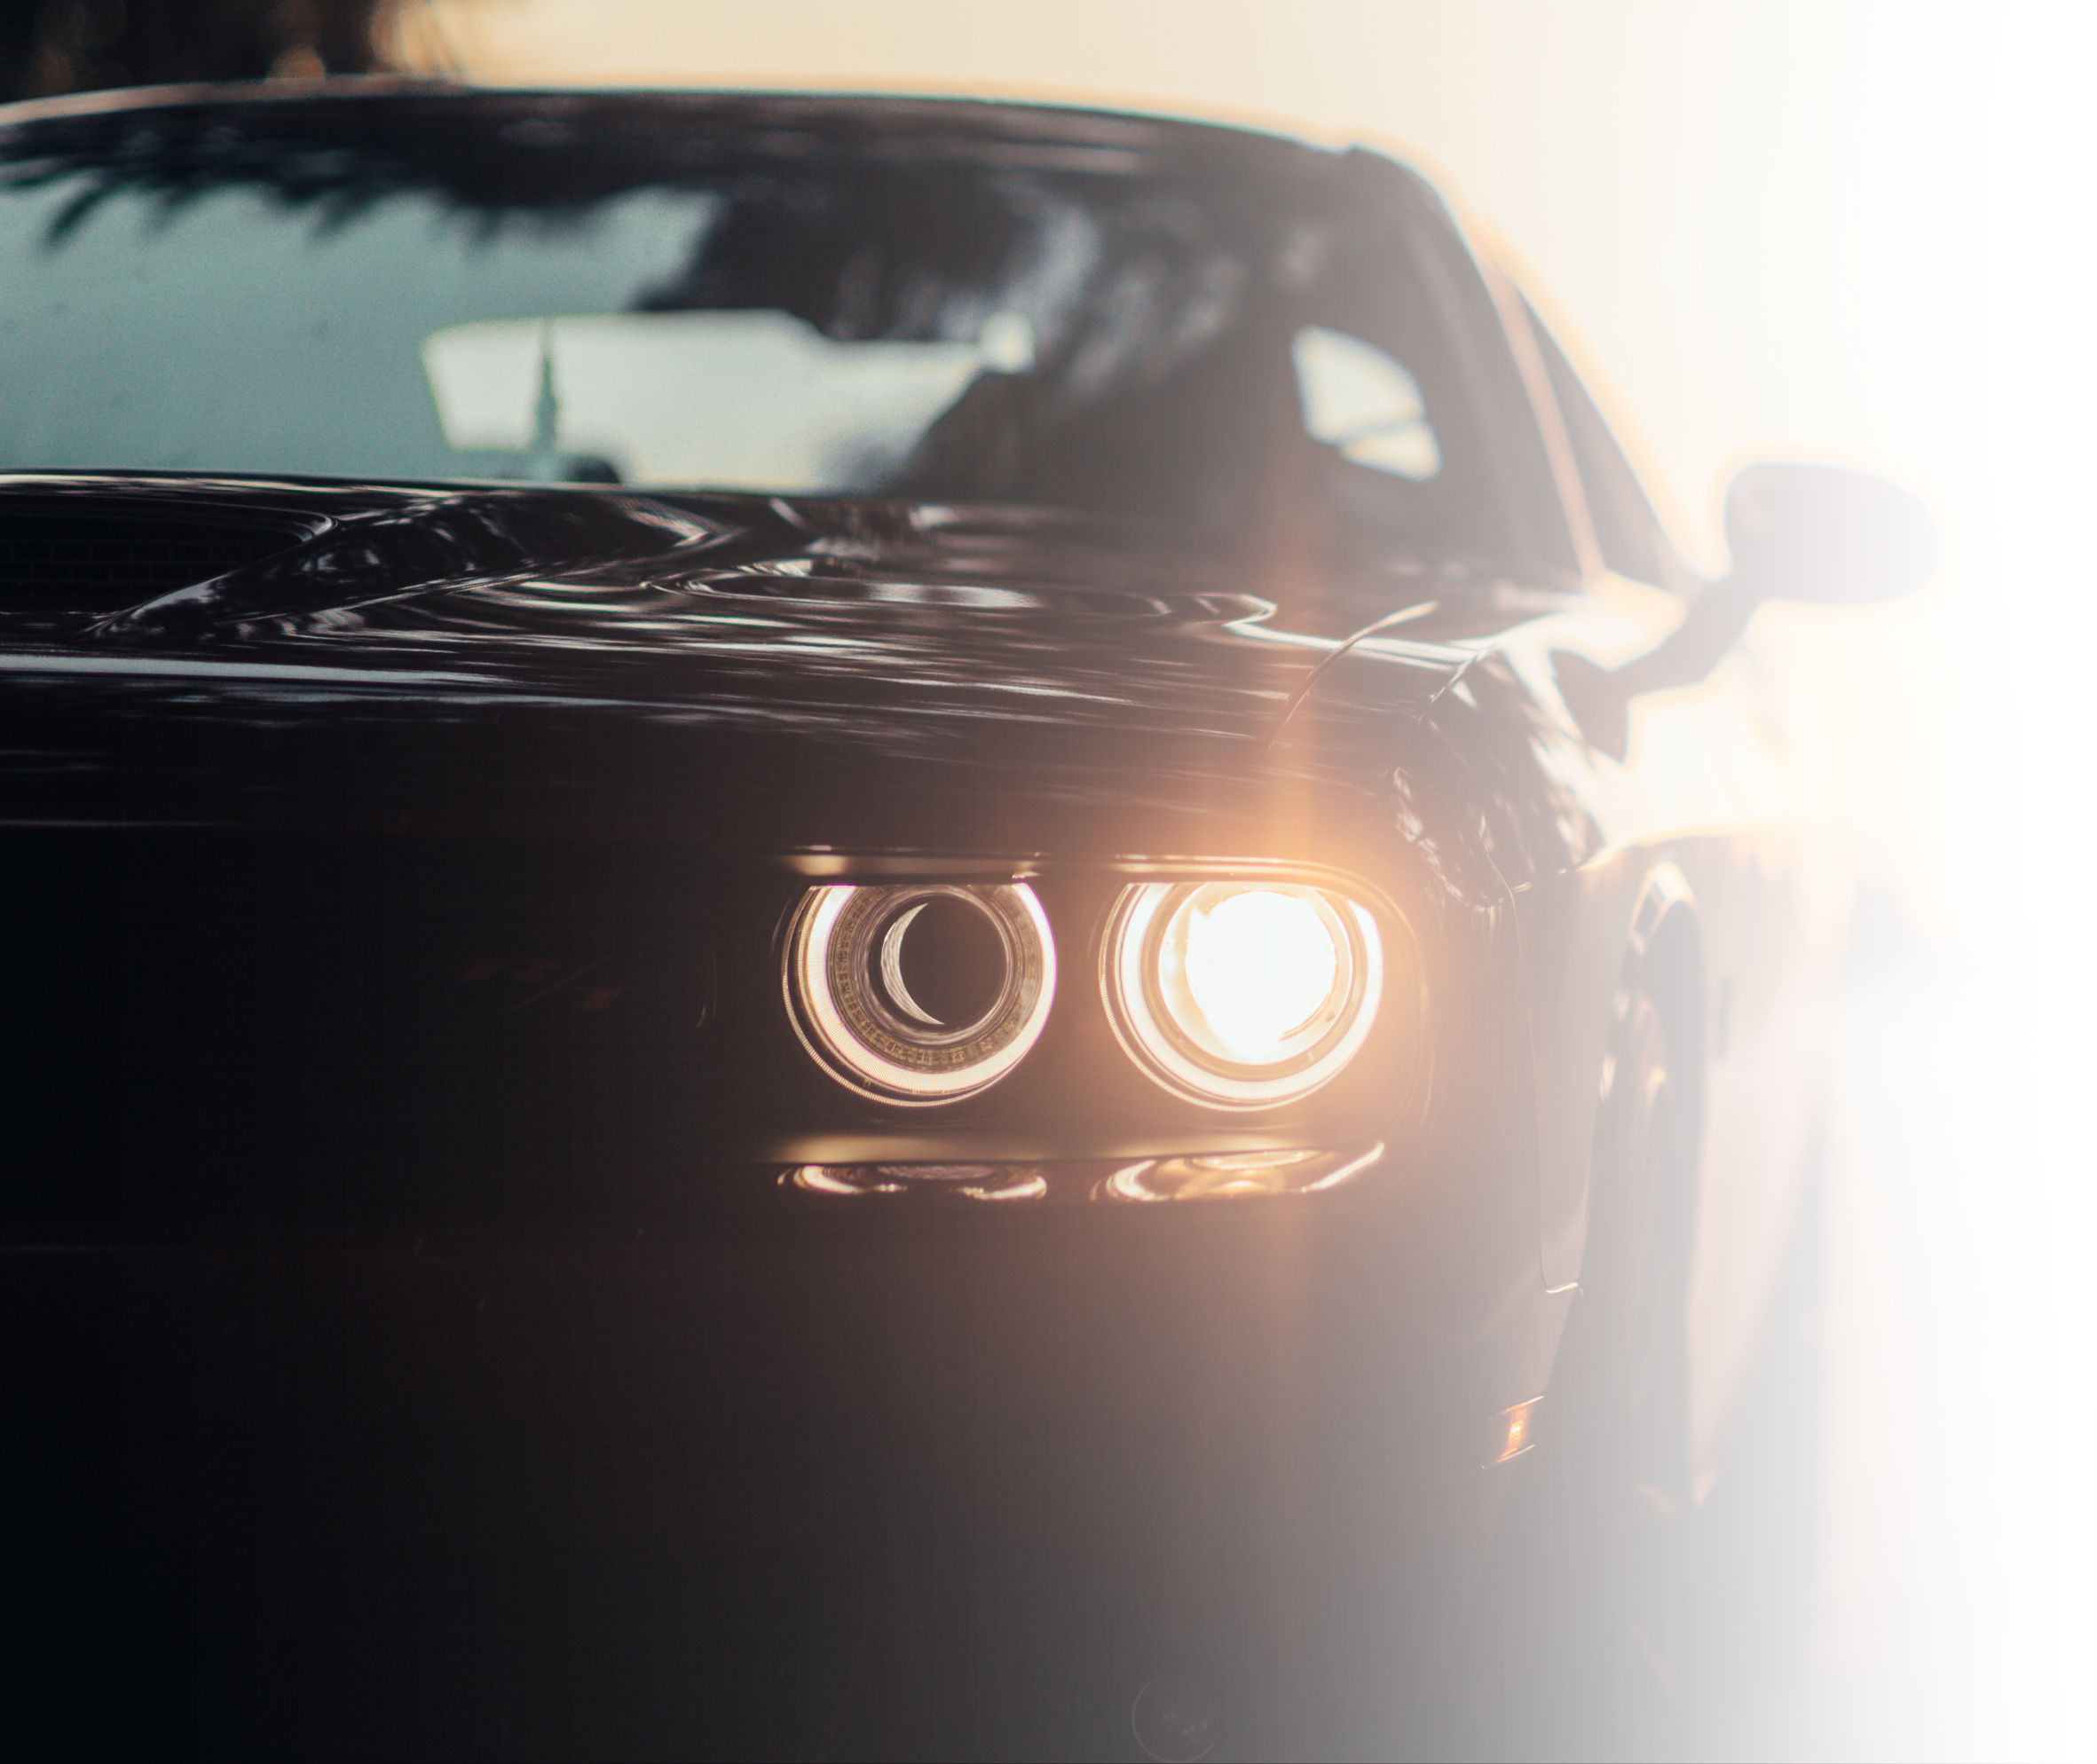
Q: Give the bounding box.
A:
[1102,878,1384,1109]
[1182,888,1341,1061]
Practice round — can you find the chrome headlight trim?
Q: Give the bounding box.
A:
[786,881,1057,1104]
[1100,878,1384,1110]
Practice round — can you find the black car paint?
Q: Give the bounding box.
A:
[0,88,1833,1760]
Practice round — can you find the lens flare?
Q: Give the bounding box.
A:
[1183,888,1340,1060]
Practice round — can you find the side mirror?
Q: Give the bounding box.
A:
[1556,461,1935,759]
[1723,461,1935,605]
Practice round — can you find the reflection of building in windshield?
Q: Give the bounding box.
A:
[421,308,1037,490]
[1291,325,1441,481]
[0,178,716,481]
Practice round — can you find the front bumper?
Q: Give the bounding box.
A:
[8,1139,1564,1761]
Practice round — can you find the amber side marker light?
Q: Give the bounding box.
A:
[1485,1397,1542,1468]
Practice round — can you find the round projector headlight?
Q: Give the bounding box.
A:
[1102,880,1383,1108]
[787,882,1056,1103]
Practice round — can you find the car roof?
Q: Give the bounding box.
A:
[0,82,1462,267]
[0,78,1360,177]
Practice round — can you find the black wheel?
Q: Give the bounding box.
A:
[1453,976,1701,1761]
[1677,1077,1831,1755]
[1579,985,1699,1758]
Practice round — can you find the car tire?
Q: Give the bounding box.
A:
[1677,1078,1831,1755]
[1576,983,1699,1759]
[1451,977,1700,1761]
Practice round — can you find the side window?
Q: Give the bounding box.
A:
[1290,325,1443,482]
[1527,305,1697,592]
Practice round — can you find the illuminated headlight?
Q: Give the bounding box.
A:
[1102,880,1383,1108]
[787,883,1056,1103]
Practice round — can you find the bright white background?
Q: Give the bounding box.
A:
[406,4,2096,1754]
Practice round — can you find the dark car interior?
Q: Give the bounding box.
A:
[0,97,1529,609]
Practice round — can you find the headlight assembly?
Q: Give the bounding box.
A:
[1102,879,1384,1109]
[787,882,1056,1103]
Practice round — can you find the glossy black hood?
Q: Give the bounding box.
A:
[0,473,1471,853]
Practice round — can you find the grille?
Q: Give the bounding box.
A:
[0,505,311,612]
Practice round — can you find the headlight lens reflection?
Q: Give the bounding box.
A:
[786,881,1056,1103]
[1103,880,1383,1108]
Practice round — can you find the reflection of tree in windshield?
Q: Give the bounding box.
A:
[0,0,422,107]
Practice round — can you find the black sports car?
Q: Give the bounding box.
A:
[0,85,1929,1760]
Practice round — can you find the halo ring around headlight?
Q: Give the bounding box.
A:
[1102,880,1383,1109]
[788,881,1056,1103]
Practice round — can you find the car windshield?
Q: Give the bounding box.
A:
[0,98,1505,553]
